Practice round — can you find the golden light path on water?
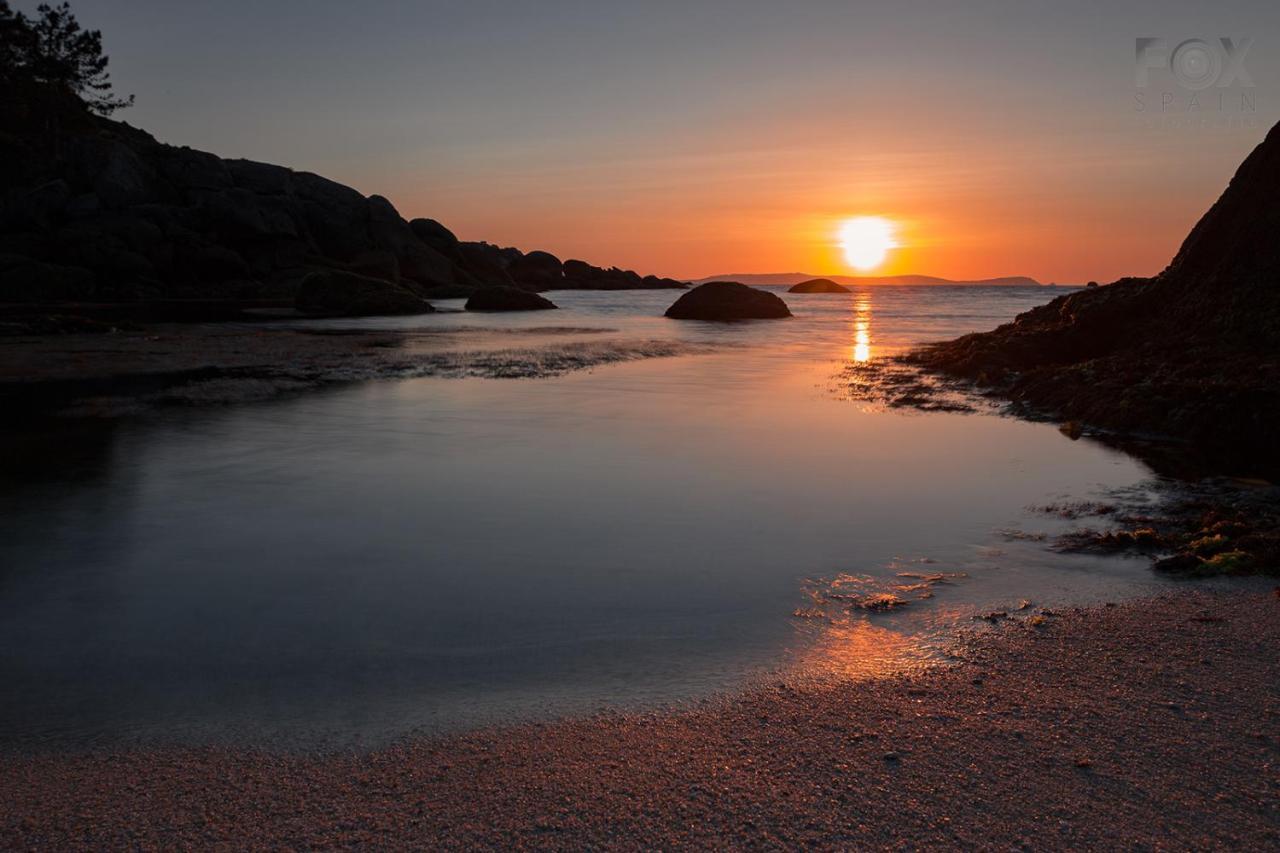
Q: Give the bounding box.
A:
[851,295,872,363]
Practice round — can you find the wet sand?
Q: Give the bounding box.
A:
[3,588,1276,849]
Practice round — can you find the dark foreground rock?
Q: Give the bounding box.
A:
[295,270,432,317]
[788,277,850,293]
[664,281,791,321]
[465,286,557,312]
[910,119,1280,478]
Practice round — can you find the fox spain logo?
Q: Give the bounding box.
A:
[1134,38,1256,118]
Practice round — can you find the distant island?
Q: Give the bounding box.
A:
[691,273,1045,287]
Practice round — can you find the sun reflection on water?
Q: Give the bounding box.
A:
[851,296,872,362]
[785,617,944,685]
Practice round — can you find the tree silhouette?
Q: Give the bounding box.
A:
[0,2,34,82]
[2,1,133,115]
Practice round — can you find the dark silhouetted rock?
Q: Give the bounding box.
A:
[0,255,96,301]
[465,286,557,312]
[509,250,562,291]
[664,281,792,321]
[409,218,459,256]
[419,283,477,300]
[561,258,686,290]
[349,250,401,282]
[295,270,432,317]
[456,242,517,287]
[910,118,1280,476]
[0,83,690,309]
[789,278,850,293]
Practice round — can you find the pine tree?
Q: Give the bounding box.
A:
[8,2,134,115]
[0,1,34,82]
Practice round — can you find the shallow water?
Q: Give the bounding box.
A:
[0,286,1188,750]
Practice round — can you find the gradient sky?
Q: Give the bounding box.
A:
[40,0,1280,282]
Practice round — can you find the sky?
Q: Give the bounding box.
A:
[38,0,1280,282]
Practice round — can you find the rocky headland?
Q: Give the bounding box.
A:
[910,121,1280,479]
[0,83,685,329]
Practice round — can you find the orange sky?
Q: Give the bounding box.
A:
[371,114,1266,284]
[100,1,1278,284]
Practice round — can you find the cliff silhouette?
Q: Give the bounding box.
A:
[911,121,1280,475]
[0,82,683,319]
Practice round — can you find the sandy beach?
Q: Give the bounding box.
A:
[3,588,1276,850]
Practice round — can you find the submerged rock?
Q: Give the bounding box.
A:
[465,286,557,312]
[788,278,850,294]
[664,281,791,321]
[295,270,432,317]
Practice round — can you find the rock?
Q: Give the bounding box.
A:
[171,240,248,282]
[348,250,401,282]
[94,142,162,208]
[908,118,1280,477]
[508,250,562,291]
[367,196,455,286]
[0,255,96,301]
[409,218,459,256]
[159,148,232,191]
[227,159,294,195]
[465,286,557,312]
[1,180,71,230]
[664,281,792,321]
[561,258,686,290]
[789,278,850,293]
[198,188,299,239]
[562,259,594,281]
[457,242,516,287]
[0,84,689,313]
[419,283,477,300]
[641,274,687,290]
[295,270,433,317]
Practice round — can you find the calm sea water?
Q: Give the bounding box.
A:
[0,286,1183,750]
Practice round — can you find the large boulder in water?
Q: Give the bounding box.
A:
[465,286,557,312]
[295,270,433,317]
[789,277,850,293]
[664,281,791,321]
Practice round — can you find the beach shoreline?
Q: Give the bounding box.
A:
[3,588,1276,849]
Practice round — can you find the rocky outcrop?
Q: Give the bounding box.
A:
[789,278,849,293]
[465,286,557,312]
[295,270,432,317]
[0,86,686,310]
[508,250,563,291]
[664,282,791,321]
[910,120,1280,476]
[560,259,686,291]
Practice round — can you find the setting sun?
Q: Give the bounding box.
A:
[839,217,899,272]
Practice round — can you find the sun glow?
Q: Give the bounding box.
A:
[839,217,899,272]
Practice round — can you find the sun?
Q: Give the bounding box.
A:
[839,217,899,272]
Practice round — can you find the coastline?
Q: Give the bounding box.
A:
[4,588,1276,849]
[0,322,716,419]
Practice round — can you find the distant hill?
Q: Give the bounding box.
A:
[690,273,1044,287]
